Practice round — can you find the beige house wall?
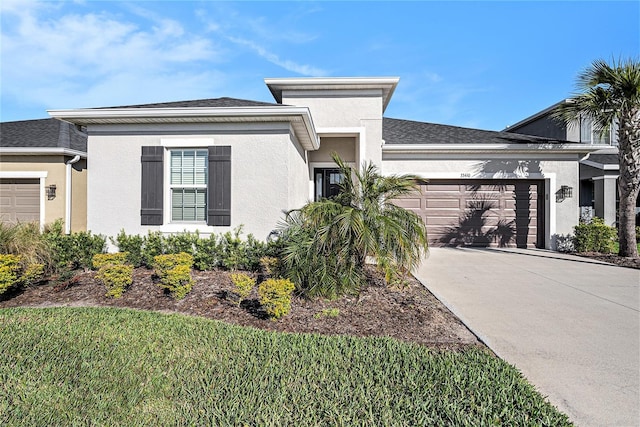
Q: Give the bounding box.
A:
[0,155,87,231]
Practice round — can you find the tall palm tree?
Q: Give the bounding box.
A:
[554,58,640,258]
[279,153,429,298]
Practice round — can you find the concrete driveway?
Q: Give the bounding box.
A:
[415,247,639,427]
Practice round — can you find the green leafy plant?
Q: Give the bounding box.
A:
[43,220,106,271]
[92,253,133,298]
[258,278,295,320]
[259,256,281,278]
[92,252,129,269]
[313,308,340,319]
[573,217,617,253]
[95,264,134,298]
[112,231,144,267]
[0,221,53,272]
[0,254,44,294]
[229,272,256,305]
[153,253,194,299]
[279,153,428,299]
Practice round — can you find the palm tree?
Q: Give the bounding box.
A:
[554,58,640,258]
[279,153,429,298]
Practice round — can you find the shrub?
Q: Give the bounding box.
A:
[142,231,165,268]
[95,264,134,298]
[279,153,428,299]
[636,226,640,243]
[92,252,129,269]
[43,220,106,271]
[193,234,223,271]
[92,253,133,298]
[164,232,198,257]
[0,254,22,294]
[573,217,617,254]
[153,253,194,300]
[259,256,281,278]
[258,278,295,320]
[313,308,340,319]
[0,254,44,294]
[0,221,53,272]
[230,272,256,305]
[112,231,144,267]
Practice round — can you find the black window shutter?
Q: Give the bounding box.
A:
[207,146,231,226]
[140,146,164,225]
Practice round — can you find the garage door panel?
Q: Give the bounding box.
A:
[397,179,544,249]
[0,179,40,225]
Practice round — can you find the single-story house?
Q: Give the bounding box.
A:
[47,77,602,249]
[504,100,635,227]
[0,118,87,232]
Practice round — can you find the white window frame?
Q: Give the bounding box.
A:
[168,149,208,223]
[160,138,214,229]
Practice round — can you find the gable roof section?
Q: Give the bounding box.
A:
[48,98,319,151]
[97,97,284,109]
[0,118,87,156]
[382,117,598,155]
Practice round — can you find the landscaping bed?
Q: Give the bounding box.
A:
[0,266,481,351]
[575,252,640,269]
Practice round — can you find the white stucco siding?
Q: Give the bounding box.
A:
[287,133,311,213]
[87,125,302,244]
[282,94,383,129]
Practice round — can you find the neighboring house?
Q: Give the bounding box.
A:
[48,77,600,250]
[0,118,87,232]
[504,100,631,227]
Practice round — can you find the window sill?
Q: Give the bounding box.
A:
[159,223,230,234]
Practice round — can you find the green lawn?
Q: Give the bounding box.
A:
[0,307,571,426]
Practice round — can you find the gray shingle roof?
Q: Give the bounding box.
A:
[97,97,284,109]
[587,153,618,165]
[1,118,87,152]
[383,117,567,145]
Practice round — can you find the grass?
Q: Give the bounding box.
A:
[0,307,571,426]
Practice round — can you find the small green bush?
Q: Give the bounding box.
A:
[92,253,133,298]
[0,254,44,294]
[112,231,144,267]
[230,272,256,305]
[573,217,617,253]
[0,254,22,294]
[259,256,281,278]
[95,264,134,298]
[258,278,295,320]
[153,253,194,300]
[636,226,640,243]
[92,252,129,269]
[43,220,106,271]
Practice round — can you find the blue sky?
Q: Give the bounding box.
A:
[1,1,637,130]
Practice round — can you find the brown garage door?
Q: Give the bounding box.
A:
[396,179,544,248]
[0,179,40,224]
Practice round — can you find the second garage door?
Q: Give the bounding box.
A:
[0,178,40,225]
[396,179,544,248]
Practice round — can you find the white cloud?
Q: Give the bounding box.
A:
[1,2,223,114]
[227,36,326,76]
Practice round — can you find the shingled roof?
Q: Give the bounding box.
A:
[97,97,284,109]
[383,117,566,145]
[1,118,87,153]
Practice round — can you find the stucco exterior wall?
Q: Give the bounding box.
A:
[282,93,384,166]
[87,123,306,244]
[309,137,356,163]
[0,155,87,231]
[381,154,582,248]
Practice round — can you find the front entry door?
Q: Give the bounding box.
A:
[314,168,343,201]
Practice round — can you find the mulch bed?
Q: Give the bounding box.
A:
[0,267,483,351]
[575,253,640,269]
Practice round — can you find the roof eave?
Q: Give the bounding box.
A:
[382,143,604,155]
[48,107,320,151]
[264,77,400,112]
[0,147,87,158]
